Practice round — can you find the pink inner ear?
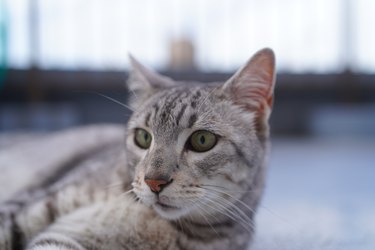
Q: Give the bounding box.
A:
[231,71,275,112]
[228,49,276,112]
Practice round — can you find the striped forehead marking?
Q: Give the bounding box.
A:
[143,88,204,130]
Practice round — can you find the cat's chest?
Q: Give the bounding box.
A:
[75,196,180,250]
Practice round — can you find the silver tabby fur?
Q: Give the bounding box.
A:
[0,48,276,250]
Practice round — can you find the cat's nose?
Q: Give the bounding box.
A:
[144,176,173,194]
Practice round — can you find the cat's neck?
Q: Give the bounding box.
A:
[176,216,235,238]
[172,214,252,250]
[171,162,266,249]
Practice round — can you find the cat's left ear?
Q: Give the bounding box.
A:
[222,48,276,135]
[127,55,175,107]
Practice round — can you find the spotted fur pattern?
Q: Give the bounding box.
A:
[0,48,276,250]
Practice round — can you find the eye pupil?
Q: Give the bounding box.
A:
[144,134,148,141]
[199,135,205,144]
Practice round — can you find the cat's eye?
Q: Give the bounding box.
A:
[188,130,217,152]
[134,128,152,149]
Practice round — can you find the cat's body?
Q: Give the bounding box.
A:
[0,48,276,250]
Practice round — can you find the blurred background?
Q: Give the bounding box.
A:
[0,1,375,249]
[0,0,374,136]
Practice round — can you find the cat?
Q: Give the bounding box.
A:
[0,48,276,250]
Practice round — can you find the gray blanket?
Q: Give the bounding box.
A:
[1,125,375,250]
[0,124,125,202]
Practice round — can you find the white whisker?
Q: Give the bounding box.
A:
[199,194,254,233]
[129,89,138,99]
[200,186,257,214]
[204,191,255,228]
[78,90,135,112]
[95,93,135,112]
[118,189,135,198]
[196,87,218,113]
[200,184,262,194]
[192,201,220,236]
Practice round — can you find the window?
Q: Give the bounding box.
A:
[4,0,375,73]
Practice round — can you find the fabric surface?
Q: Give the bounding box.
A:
[1,126,374,249]
[252,138,375,250]
[0,124,125,202]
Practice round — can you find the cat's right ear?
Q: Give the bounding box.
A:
[222,48,276,138]
[127,55,175,107]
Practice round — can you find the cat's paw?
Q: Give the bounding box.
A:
[30,246,81,250]
[27,233,86,250]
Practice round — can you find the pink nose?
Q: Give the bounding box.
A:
[144,178,172,193]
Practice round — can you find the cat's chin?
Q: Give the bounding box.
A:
[152,202,188,220]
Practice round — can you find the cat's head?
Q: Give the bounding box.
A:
[125,48,276,221]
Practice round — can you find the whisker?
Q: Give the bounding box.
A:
[206,196,259,233]
[259,204,298,230]
[200,195,254,233]
[202,185,300,232]
[181,188,253,226]
[196,87,218,113]
[75,90,134,112]
[177,218,185,235]
[192,201,220,236]
[201,187,305,249]
[118,189,135,199]
[200,184,262,194]
[204,192,255,224]
[95,92,135,112]
[128,89,138,99]
[199,186,257,214]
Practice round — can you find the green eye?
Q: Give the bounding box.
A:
[189,130,217,152]
[134,128,152,149]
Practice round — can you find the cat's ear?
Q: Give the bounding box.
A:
[222,48,276,136]
[127,55,175,107]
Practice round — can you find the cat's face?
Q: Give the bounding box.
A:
[126,49,276,220]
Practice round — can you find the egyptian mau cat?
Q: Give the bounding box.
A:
[0,48,276,250]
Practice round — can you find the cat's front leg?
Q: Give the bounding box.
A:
[24,202,116,250]
[27,232,87,250]
[0,213,13,250]
[26,198,180,250]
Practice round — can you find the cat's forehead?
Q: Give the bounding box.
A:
[131,85,219,136]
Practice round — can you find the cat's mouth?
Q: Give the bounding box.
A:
[155,201,179,211]
[153,199,195,220]
[153,199,186,219]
